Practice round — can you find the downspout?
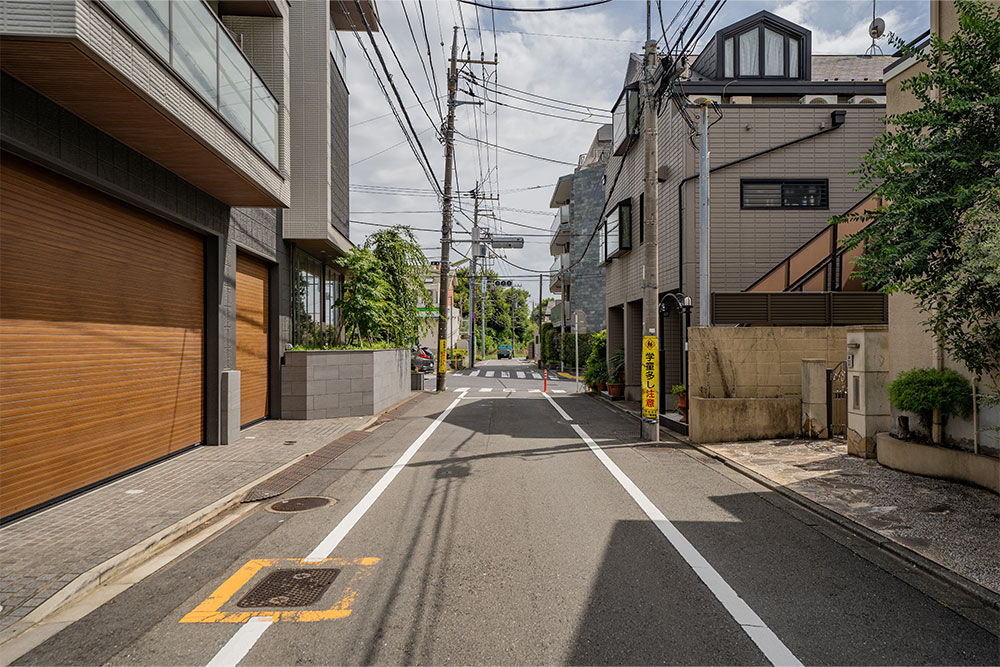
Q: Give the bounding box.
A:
[676,110,848,295]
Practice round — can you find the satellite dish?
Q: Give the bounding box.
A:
[869,17,885,39]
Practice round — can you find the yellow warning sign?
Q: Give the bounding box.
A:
[438,339,447,374]
[641,336,658,420]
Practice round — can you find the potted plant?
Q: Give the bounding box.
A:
[887,368,972,443]
[671,384,688,423]
[606,347,625,398]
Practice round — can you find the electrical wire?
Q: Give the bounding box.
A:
[455,131,577,166]
[457,0,613,12]
[399,0,443,122]
[466,26,640,43]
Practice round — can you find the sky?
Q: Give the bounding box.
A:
[341,0,930,307]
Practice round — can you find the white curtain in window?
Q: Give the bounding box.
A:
[739,29,758,76]
[724,38,734,78]
[789,38,799,78]
[764,28,784,76]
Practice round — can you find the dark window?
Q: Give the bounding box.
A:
[612,87,640,155]
[606,199,633,260]
[741,180,828,209]
[639,193,645,245]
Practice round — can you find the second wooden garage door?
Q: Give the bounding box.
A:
[236,253,269,425]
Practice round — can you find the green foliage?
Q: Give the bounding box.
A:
[454,267,534,353]
[836,0,1000,387]
[333,226,430,348]
[608,346,625,382]
[335,247,391,346]
[584,330,608,387]
[888,367,973,431]
[671,384,687,396]
[287,341,396,351]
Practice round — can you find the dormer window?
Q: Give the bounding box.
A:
[714,13,808,81]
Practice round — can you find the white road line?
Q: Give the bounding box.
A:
[206,617,272,667]
[531,373,542,380]
[479,387,493,392]
[206,391,469,666]
[541,394,802,667]
[470,370,480,377]
[551,389,566,393]
[454,388,470,393]
[516,371,525,379]
[501,372,510,378]
[486,371,495,378]
[529,389,542,393]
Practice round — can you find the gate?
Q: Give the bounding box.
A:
[826,361,847,437]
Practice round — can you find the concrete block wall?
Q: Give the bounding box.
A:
[689,326,846,399]
[568,163,606,333]
[282,349,410,419]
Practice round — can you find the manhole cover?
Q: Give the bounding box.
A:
[237,569,340,608]
[268,497,331,512]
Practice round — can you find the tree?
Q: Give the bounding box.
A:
[837,0,1000,388]
[364,226,431,347]
[335,225,430,348]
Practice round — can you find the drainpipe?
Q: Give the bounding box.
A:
[676,110,848,297]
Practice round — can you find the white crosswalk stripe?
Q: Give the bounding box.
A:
[516,372,525,379]
[486,371,495,378]
[454,388,470,392]
[501,372,510,378]
[479,387,493,392]
[531,373,542,380]
[529,389,541,393]
[551,389,566,393]
[470,370,480,376]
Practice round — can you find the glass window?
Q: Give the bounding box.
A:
[764,28,784,76]
[739,29,759,76]
[789,38,799,78]
[741,180,828,209]
[619,200,632,251]
[612,98,627,152]
[626,89,640,135]
[105,0,170,60]
[324,266,342,334]
[724,37,734,78]
[251,73,278,165]
[293,250,323,347]
[605,209,619,259]
[218,35,252,137]
[172,0,219,105]
[599,221,607,262]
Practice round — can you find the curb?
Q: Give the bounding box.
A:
[587,392,1000,617]
[0,411,386,652]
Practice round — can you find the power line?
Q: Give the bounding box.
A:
[350,127,433,166]
[457,0,613,12]
[463,74,610,113]
[399,0,443,122]
[455,131,577,166]
[467,26,640,43]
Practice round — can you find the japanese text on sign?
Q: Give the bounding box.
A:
[641,336,658,420]
[438,339,447,374]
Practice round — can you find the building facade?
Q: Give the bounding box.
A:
[603,10,893,404]
[0,0,375,521]
[549,125,611,334]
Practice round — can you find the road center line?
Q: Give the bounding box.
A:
[541,393,801,667]
[205,391,468,667]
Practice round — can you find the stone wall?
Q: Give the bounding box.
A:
[689,397,800,443]
[689,326,846,399]
[282,349,411,419]
[568,163,606,333]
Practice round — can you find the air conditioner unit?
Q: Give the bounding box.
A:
[730,95,753,104]
[690,94,721,105]
[800,94,837,105]
[848,95,886,105]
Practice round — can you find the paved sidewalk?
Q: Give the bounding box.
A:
[0,414,366,643]
[593,394,1000,598]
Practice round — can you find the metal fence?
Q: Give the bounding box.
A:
[711,292,888,326]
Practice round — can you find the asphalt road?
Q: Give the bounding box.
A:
[15,359,999,666]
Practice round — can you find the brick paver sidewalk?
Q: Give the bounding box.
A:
[0,415,366,640]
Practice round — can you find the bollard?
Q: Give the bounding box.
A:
[544,369,547,393]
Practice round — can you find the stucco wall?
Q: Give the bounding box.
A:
[688,326,846,399]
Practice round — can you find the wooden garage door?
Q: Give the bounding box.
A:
[0,154,204,519]
[236,252,268,425]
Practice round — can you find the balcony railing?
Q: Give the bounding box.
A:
[103,0,279,166]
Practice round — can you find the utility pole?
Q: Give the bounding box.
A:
[537,274,543,367]
[470,184,498,366]
[640,26,661,442]
[482,274,487,360]
[435,27,459,392]
[698,102,711,326]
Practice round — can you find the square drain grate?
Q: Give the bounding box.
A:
[237,568,340,608]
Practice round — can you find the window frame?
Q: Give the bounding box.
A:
[605,199,633,260]
[716,21,804,80]
[740,178,830,210]
[611,85,640,155]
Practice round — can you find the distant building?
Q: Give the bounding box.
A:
[548,124,612,334]
[418,263,464,354]
[603,9,895,404]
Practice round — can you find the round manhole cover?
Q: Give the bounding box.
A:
[268,497,333,513]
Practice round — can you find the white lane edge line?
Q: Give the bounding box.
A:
[540,393,802,667]
[206,617,272,667]
[454,388,470,393]
[206,391,469,666]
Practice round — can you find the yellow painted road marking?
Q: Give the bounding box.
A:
[180,557,379,623]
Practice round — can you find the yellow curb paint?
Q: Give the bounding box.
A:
[179,557,380,624]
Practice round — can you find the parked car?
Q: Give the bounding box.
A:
[411,346,434,372]
[497,344,513,359]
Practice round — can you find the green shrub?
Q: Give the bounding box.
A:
[608,347,625,382]
[888,367,973,431]
[584,330,608,388]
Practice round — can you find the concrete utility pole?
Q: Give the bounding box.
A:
[470,184,498,366]
[698,102,711,327]
[640,35,661,443]
[435,27,459,392]
[470,221,477,368]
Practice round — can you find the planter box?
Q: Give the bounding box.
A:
[689,396,800,443]
[282,348,411,420]
[876,433,1000,494]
